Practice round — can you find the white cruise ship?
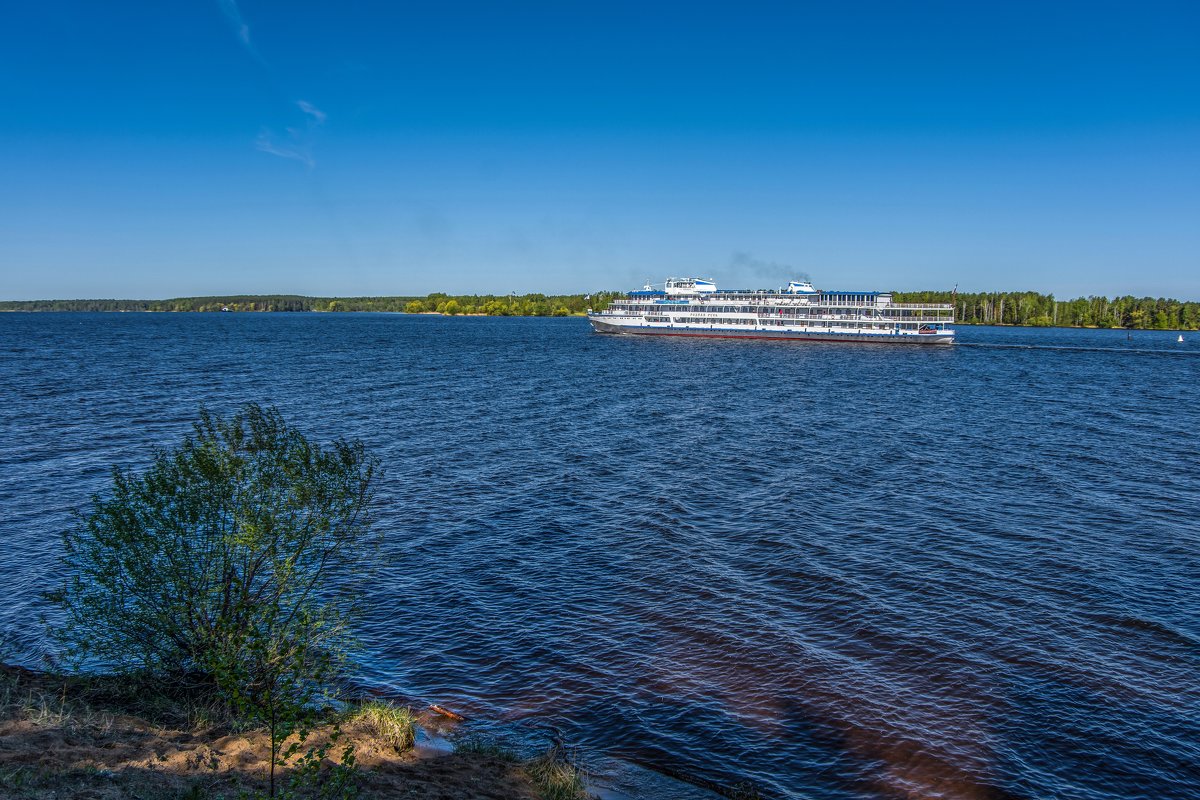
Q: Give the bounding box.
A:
[587,278,955,344]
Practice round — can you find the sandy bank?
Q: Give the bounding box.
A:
[0,663,563,799]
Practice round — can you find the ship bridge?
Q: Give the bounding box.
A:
[664,278,717,295]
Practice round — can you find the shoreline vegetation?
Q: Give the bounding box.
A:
[0,293,622,318]
[1,289,1198,329]
[0,662,587,800]
[6,404,601,800]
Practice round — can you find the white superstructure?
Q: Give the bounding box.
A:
[587,278,955,344]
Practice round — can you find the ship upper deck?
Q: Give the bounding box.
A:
[606,279,956,324]
[622,290,952,310]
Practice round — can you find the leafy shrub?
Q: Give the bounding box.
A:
[49,403,378,684]
[48,403,380,796]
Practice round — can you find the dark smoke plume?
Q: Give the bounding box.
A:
[729,252,810,285]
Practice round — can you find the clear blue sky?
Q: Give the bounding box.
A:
[2,1,1198,299]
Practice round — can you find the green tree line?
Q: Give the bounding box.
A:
[4,289,1198,329]
[0,292,624,315]
[892,290,1200,330]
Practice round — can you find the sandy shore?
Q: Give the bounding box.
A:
[0,663,567,799]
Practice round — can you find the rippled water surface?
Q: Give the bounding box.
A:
[2,313,1198,799]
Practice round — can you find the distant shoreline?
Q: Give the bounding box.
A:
[0,292,616,318]
[1,308,1196,333]
[2,289,1198,330]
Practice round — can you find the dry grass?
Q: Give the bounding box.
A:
[343,699,416,753]
[524,745,591,800]
[0,666,115,734]
[0,664,545,799]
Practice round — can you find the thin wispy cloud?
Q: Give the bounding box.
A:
[218,0,265,64]
[215,2,326,169]
[218,0,250,45]
[255,129,314,168]
[255,101,327,169]
[297,100,327,125]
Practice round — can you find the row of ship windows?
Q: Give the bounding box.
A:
[609,305,945,317]
[613,305,794,314]
[644,316,754,324]
[641,317,923,329]
[609,314,950,325]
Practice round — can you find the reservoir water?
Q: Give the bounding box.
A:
[1,313,1197,799]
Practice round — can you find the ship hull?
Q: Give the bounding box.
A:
[588,317,954,344]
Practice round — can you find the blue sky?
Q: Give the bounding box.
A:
[2,1,1198,299]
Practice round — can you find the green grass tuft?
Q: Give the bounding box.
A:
[524,746,591,800]
[345,700,416,752]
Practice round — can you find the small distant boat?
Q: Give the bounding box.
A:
[1179,334,1185,343]
[221,306,231,313]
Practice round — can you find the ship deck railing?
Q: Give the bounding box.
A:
[598,311,954,322]
[623,298,954,309]
[615,307,956,315]
[596,316,956,325]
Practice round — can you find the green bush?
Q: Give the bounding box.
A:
[49,403,379,684]
[48,404,381,795]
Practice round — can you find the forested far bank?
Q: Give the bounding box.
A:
[892,291,1200,330]
[0,292,625,315]
[3,289,1199,329]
